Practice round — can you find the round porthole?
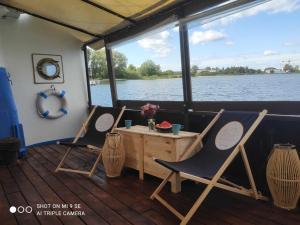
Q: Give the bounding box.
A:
[95,113,114,132]
[215,121,244,150]
[37,58,60,80]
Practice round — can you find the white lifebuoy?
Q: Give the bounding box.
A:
[36,89,68,119]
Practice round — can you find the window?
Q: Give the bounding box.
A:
[188,0,300,101]
[111,24,184,101]
[87,47,112,106]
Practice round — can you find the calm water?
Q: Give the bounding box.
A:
[91,74,300,106]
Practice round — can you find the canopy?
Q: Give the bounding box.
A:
[0,0,181,43]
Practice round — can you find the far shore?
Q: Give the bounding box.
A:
[90,72,300,83]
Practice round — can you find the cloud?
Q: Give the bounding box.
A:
[202,0,300,29]
[284,42,294,46]
[283,41,300,47]
[172,26,179,32]
[262,0,300,13]
[225,40,234,46]
[190,30,226,44]
[138,31,171,57]
[159,31,170,39]
[264,50,278,56]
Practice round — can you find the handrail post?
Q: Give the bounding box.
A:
[179,22,193,111]
[82,45,92,108]
[105,46,118,108]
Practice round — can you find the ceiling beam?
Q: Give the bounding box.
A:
[84,0,226,47]
[0,2,103,38]
[180,0,259,24]
[81,0,136,24]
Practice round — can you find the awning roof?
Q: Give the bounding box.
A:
[0,0,182,43]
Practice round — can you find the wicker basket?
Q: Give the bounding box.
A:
[102,132,125,178]
[266,144,300,210]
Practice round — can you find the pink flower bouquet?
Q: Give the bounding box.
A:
[140,103,160,119]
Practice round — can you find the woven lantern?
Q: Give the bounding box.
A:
[102,132,125,178]
[266,144,300,210]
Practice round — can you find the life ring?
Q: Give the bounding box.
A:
[36,89,68,119]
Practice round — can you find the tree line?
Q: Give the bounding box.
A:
[190,65,263,76]
[88,49,300,80]
[88,49,181,80]
[283,64,300,73]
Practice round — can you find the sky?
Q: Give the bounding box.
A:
[114,0,300,71]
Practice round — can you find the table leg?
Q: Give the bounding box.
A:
[139,160,144,180]
[171,173,181,193]
[139,136,144,180]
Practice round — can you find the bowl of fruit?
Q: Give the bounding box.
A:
[155,121,172,133]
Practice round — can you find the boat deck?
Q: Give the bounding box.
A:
[0,145,299,225]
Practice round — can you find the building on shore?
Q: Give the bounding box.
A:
[264,67,283,74]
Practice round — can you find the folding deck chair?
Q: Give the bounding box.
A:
[55,106,126,177]
[151,109,268,225]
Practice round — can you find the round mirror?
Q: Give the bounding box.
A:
[37,58,60,80]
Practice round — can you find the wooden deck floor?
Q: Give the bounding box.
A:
[0,145,299,225]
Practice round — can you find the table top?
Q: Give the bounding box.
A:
[115,125,199,139]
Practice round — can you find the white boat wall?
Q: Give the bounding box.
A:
[0,29,4,66]
[0,14,88,146]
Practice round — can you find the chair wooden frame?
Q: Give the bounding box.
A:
[55,106,126,177]
[150,109,268,225]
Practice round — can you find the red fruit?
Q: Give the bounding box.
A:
[159,121,171,128]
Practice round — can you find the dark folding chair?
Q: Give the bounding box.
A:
[151,109,268,225]
[55,106,126,177]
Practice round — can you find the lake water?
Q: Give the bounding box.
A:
[91,74,300,106]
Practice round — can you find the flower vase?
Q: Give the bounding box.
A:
[148,118,155,131]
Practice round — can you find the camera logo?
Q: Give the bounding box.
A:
[10,206,33,214]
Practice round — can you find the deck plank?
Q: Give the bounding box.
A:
[0,166,40,225]
[1,144,299,225]
[49,144,300,225]
[8,163,63,225]
[6,191,40,225]
[35,145,157,225]
[30,148,134,225]
[49,145,249,225]
[26,148,109,225]
[16,157,85,225]
[48,145,183,223]
[0,182,18,225]
[0,167,20,194]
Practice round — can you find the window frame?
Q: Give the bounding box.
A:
[109,24,189,106]
[83,0,300,115]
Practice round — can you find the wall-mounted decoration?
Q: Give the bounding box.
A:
[32,54,64,84]
[36,86,68,119]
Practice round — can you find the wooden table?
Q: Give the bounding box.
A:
[115,125,200,193]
